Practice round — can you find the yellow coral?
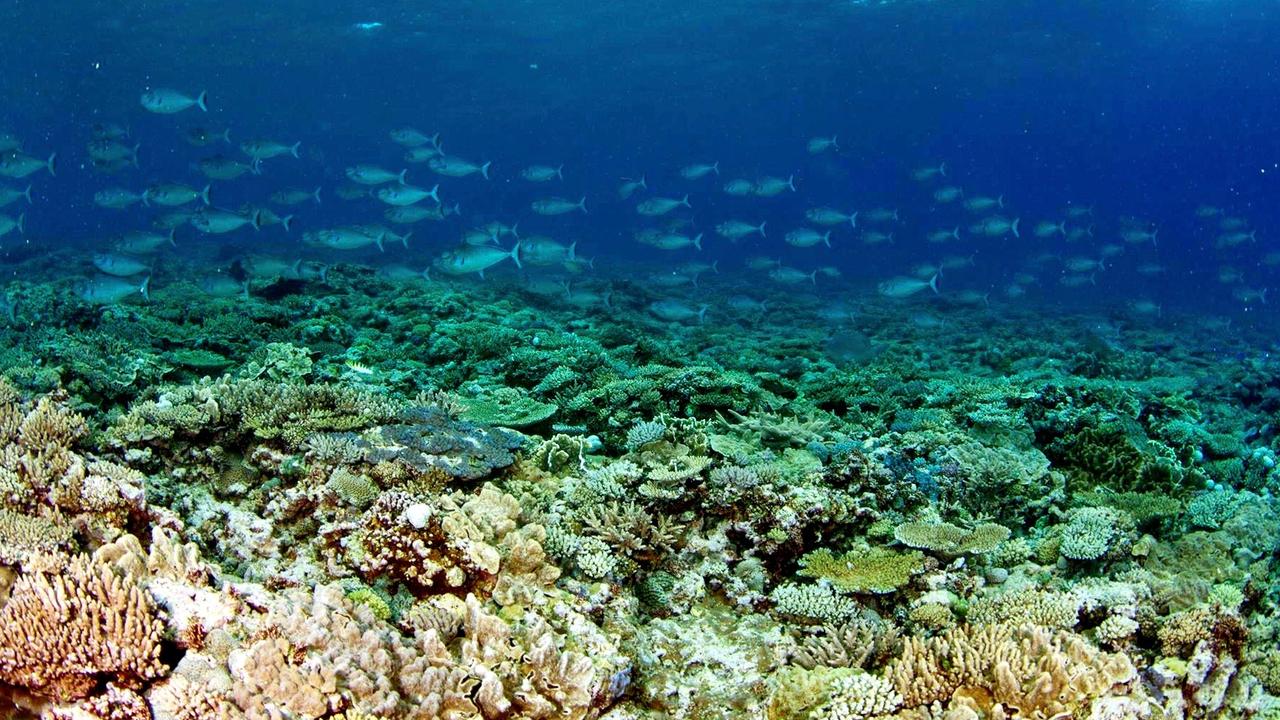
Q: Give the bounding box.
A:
[0,507,74,569]
[894,522,1011,555]
[967,587,1079,630]
[798,547,926,594]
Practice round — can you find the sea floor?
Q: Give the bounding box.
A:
[1,259,1279,720]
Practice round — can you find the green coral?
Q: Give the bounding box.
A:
[1059,506,1134,561]
[892,521,1010,555]
[344,586,394,621]
[238,341,314,383]
[458,385,557,428]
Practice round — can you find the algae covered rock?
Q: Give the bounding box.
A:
[361,405,525,481]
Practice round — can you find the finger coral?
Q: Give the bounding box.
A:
[0,555,168,702]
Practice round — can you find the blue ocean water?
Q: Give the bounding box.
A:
[0,0,1275,318]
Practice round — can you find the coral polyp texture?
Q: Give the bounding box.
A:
[1,271,1279,720]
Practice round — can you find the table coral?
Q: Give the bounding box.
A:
[798,547,927,595]
[893,521,1010,556]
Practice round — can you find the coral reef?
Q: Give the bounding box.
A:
[2,267,1280,719]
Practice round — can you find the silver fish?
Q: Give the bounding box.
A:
[185,127,232,147]
[140,88,207,114]
[376,183,440,206]
[433,243,522,278]
[0,151,55,178]
[0,213,23,238]
[531,197,586,215]
[114,230,175,254]
[79,274,150,304]
[145,183,211,207]
[94,188,147,209]
[679,162,719,179]
[346,165,406,185]
[92,252,150,277]
[198,155,259,180]
[390,128,438,147]
[386,204,452,223]
[241,139,300,161]
[715,220,766,241]
[191,208,259,234]
[912,163,947,181]
[522,164,564,182]
[0,184,31,207]
[86,139,139,165]
[752,175,795,197]
[768,266,816,284]
[878,275,938,298]
[271,187,323,206]
[405,146,444,163]
[806,136,838,154]
[964,195,1004,213]
[619,175,647,199]
[784,228,831,248]
[520,237,576,266]
[199,274,248,298]
[649,300,707,323]
[427,155,491,179]
[636,195,690,216]
[805,208,857,228]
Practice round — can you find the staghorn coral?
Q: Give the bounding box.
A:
[625,418,667,451]
[811,670,904,720]
[1158,606,1248,660]
[0,507,74,569]
[1059,505,1134,561]
[907,603,956,633]
[1,384,92,511]
[528,433,592,474]
[791,621,902,670]
[0,554,168,702]
[109,376,404,451]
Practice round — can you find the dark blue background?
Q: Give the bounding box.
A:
[0,0,1276,313]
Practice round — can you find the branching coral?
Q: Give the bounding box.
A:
[791,621,902,671]
[224,585,621,720]
[0,554,169,702]
[884,623,1139,717]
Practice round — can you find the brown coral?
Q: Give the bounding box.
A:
[0,555,168,702]
[885,624,1138,718]
[792,621,902,670]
